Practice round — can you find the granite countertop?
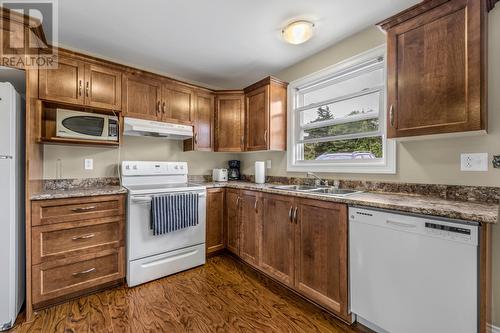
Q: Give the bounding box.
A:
[30,185,128,201]
[202,181,498,224]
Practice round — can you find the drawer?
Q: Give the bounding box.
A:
[32,195,125,226]
[32,248,124,306]
[32,216,124,264]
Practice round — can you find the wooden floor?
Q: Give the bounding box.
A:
[9,254,372,333]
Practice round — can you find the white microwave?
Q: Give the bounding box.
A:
[56,109,119,141]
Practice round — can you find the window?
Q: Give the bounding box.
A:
[287,45,396,174]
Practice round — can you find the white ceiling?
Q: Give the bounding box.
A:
[55,0,419,89]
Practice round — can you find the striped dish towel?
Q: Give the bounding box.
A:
[150,192,199,235]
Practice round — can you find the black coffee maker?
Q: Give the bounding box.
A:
[228,160,241,180]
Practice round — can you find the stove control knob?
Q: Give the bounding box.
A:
[180,165,184,170]
[174,165,179,170]
[125,165,130,170]
[133,165,138,170]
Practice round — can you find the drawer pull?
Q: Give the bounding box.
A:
[71,206,97,212]
[72,267,96,276]
[72,233,95,241]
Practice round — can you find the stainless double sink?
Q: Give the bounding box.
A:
[270,185,363,197]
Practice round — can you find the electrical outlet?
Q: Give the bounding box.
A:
[460,153,488,172]
[266,160,272,169]
[84,158,94,170]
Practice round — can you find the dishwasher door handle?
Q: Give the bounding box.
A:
[386,219,418,229]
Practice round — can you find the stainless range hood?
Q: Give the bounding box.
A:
[123,117,193,140]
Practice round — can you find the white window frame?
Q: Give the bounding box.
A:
[287,45,396,174]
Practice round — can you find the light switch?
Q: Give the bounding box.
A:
[84,158,94,170]
[460,153,488,172]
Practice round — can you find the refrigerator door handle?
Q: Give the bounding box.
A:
[0,155,12,159]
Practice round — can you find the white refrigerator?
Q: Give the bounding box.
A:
[0,82,25,331]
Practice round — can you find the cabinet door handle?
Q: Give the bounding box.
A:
[162,102,166,114]
[71,206,97,212]
[236,196,240,207]
[288,206,293,222]
[157,101,161,115]
[72,267,96,277]
[389,105,395,128]
[293,207,298,224]
[85,82,89,97]
[78,80,82,96]
[72,233,95,241]
[254,198,258,212]
[264,130,268,145]
[194,133,198,145]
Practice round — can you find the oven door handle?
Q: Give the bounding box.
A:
[131,193,206,203]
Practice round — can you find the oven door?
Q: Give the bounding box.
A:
[127,189,206,262]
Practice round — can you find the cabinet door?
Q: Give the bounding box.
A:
[84,63,122,110]
[194,92,214,151]
[206,188,225,255]
[215,94,244,152]
[239,191,261,267]
[162,84,194,124]
[225,189,240,255]
[260,193,295,287]
[39,56,85,105]
[295,199,348,318]
[245,85,269,151]
[122,74,162,121]
[386,0,485,138]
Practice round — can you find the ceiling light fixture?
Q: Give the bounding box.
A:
[282,20,315,45]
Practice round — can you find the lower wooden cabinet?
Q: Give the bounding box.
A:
[206,188,225,255]
[225,189,241,255]
[30,194,126,310]
[260,193,295,287]
[221,189,350,321]
[295,199,349,318]
[238,191,261,267]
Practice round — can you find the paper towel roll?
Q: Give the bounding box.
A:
[255,161,266,184]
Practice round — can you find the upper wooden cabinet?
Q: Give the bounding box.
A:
[244,77,288,151]
[39,55,122,111]
[379,0,487,138]
[215,92,245,152]
[122,73,162,121]
[184,91,214,152]
[161,84,194,124]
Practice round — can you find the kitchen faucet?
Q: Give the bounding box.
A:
[306,172,329,187]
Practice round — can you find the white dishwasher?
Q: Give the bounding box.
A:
[349,207,479,333]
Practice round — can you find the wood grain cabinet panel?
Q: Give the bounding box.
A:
[184,91,214,151]
[39,56,85,106]
[239,191,261,267]
[31,195,125,226]
[206,188,225,255]
[84,63,122,110]
[162,84,194,124]
[244,77,288,151]
[32,248,124,306]
[294,199,349,318]
[215,92,245,152]
[225,189,241,255]
[260,193,295,287]
[122,74,161,121]
[32,216,123,264]
[379,0,487,138]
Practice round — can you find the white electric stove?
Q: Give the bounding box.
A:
[121,161,206,287]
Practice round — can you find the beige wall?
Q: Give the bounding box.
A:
[43,136,237,179]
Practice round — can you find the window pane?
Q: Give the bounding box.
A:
[300,91,380,127]
[302,67,383,106]
[302,136,383,161]
[303,118,379,140]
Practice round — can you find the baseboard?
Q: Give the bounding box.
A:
[489,324,500,333]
